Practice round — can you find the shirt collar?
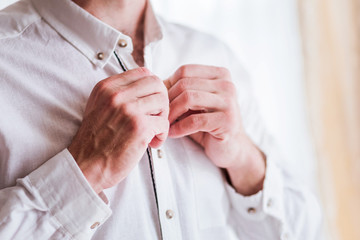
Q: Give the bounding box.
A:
[31,0,163,68]
[144,2,163,47]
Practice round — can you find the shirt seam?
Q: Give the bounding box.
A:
[27,176,77,239]
[63,151,111,219]
[0,17,42,41]
[27,151,110,239]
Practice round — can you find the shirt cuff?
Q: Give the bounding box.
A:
[20,149,112,239]
[225,153,285,222]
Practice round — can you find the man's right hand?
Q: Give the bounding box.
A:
[68,68,169,194]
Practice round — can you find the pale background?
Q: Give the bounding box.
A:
[0,0,328,238]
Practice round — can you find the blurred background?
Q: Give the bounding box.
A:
[1,0,359,239]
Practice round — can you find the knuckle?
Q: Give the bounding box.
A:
[139,76,155,88]
[147,75,166,91]
[188,114,197,124]
[222,110,231,120]
[190,91,200,102]
[135,67,151,76]
[183,90,193,103]
[226,112,237,129]
[129,115,145,134]
[177,78,190,92]
[217,67,231,78]
[94,80,110,93]
[108,93,119,107]
[142,76,155,86]
[177,65,191,78]
[189,114,201,127]
[171,124,179,135]
[120,103,134,116]
[224,104,237,122]
[198,114,208,126]
[147,75,160,82]
[221,80,236,95]
[152,76,164,88]
[106,89,125,107]
[223,97,234,109]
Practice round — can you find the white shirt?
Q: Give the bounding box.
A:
[0,0,321,239]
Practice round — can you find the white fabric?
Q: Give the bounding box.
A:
[0,0,321,239]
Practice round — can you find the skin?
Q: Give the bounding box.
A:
[164,65,265,195]
[68,68,169,194]
[73,0,147,65]
[69,0,265,196]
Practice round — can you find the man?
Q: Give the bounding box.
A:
[0,0,321,239]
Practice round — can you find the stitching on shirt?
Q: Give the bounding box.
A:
[63,152,112,220]
[48,215,73,239]
[48,154,110,239]
[0,17,42,40]
[25,154,108,239]
[26,175,75,239]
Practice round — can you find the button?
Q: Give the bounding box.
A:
[118,39,128,48]
[97,52,104,60]
[267,198,273,208]
[90,222,100,229]
[247,207,256,214]
[166,209,174,219]
[157,149,163,158]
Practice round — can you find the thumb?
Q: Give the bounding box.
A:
[149,132,168,148]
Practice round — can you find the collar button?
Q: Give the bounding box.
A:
[118,39,128,48]
[97,52,104,60]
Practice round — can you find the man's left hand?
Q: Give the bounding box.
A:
[165,64,266,196]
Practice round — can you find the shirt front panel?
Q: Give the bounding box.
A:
[0,10,238,240]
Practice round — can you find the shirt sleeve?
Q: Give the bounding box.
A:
[221,44,322,240]
[0,149,112,240]
[225,153,322,240]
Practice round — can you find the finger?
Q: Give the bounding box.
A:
[126,75,167,99]
[112,76,168,105]
[168,77,220,101]
[168,64,231,87]
[102,67,153,89]
[168,90,225,124]
[163,78,171,90]
[149,132,168,148]
[148,116,169,148]
[168,112,225,139]
[134,93,169,116]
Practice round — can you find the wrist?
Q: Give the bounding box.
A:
[226,138,266,196]
[68,144,105,194]
[76,158,105,194]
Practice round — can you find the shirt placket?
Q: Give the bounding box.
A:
[145,44,183,240]
[113,41,182,239]
[151,146,183,240]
